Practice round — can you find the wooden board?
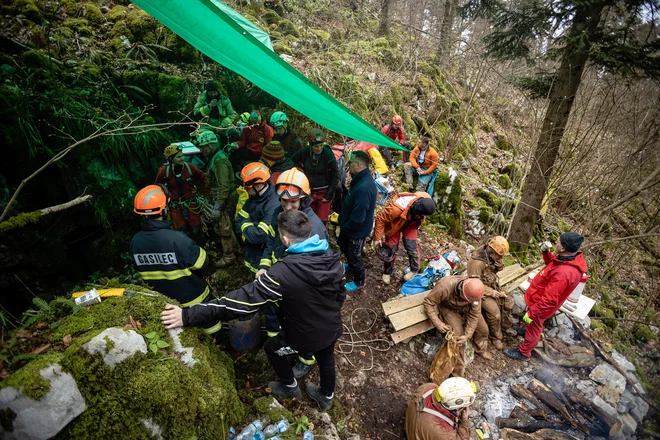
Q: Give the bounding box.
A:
[382,291,430,316]
[503,273,532,293]
[389,305,429,331]
[498,264,526,286]
[391,320,434,343]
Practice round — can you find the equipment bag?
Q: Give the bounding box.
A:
[368,148,389,175]
[430,331,457,384]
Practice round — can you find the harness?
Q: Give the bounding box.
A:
[418,389,455,427]
[165,162,194,189]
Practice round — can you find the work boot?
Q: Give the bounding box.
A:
[512,326,526,337]
[306,383,333,411]
[478,351,493,361]
[293,360,314,379]
[215,254,235,268]
[403,270,416,281]
[382,274,391,285]
[269,380,302,399]
[492,340,504,350]
[503,348,530,362]
[504,328,518,337]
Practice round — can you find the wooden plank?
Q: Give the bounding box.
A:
[382,291,431,316]
[503,273,532,293]
[391,320,434,343]
[498,264,525,286]
[389,305,429,331]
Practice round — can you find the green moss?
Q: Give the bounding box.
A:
[157,74,187,119]
[0,210,42,232]
[309,28,330,42]
[591,303,618,329]
[254,396,293,422]
[501,162,523,181]
[273,41,293,55]
[126,9,156,39]
[68,3,103,23]
[495,134,512,150]
[63,18,92,36]
[22,50,55,69]
[478,206,493,224]
[498,174,512,189]
[632,324,655,343]
[1,353,63,400]
[261,9,280,25]
[475,188,502,209]
[590,320,606,330]
[277,19,299,37]
[107,5,128,21]
[15,0,41,22]
[372,37,390,49]
[431,168,463,238]
[111,20,133,40]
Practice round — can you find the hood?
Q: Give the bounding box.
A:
[286,234,329,254]
[552,252,588,273]
[282,246,343,289]
[141,219,173,231]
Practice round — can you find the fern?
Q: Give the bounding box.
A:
[32,297,50,312]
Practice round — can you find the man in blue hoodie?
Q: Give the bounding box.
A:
[338,151,377,291]
[161,210,345,410]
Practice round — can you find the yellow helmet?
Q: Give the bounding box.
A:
[433,377,478,410]
[488,236,509,256]
[164,144,181,160]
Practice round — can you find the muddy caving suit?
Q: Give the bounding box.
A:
[181,235,346,397]
[231,121,274,172]
[405,383,471,440]
[423,276,489,377]
[130,219,220,335]
[373,192,430,276]
[155,162,210,241]
[204,148,239,259]
[467,246,515,345]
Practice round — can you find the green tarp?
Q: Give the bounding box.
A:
[216,1,273,51]
[132,0,405,151]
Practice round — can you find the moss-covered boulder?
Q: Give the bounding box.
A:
[498,174,512,189]
[106,5,128,21]
[429,167,463,238]
[632,324,655,343]
[495,133,512,150]
[475,188,502,210]
[0,290,246,439]
[15,0,41,22]
[591,303,618,330]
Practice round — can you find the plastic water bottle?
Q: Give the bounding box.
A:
[236,420,264,440]
[303,431,315,440]
[252,432,265,440]
[263,419,290,437]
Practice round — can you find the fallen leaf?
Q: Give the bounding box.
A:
[245,381,251,389]
[63,334,72,347]
[30,344,50,355]
[360,351,366,357]
[129,315,138,329]
[34,322,48,330]
[15,330,29,339]
[0,370,10,380]
[265,387,272,393]
[123,324,132,329]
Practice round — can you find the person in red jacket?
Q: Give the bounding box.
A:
[504,232,587,361]
[379,115,406,166]
[155,144,210,242]
[230,110,274,171]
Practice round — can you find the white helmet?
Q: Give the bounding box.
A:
[433,377,477,410]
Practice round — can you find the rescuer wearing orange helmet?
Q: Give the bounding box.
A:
[467,236,517,350]
[379,114,406,166]
[130,185,221,336]
[423,276,491,377]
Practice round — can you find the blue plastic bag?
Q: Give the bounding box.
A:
[400,257,451,295]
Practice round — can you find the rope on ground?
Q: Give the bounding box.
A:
[336,307,392,371]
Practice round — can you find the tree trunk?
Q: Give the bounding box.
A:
[496,417,572,432]
[378,0,392,36]
[436,0,457,61]
[508,4,605,250]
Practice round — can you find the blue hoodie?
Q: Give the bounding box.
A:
[286,234,329,254]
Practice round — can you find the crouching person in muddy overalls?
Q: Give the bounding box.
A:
[423,276,490,377]
[405,377,477,440]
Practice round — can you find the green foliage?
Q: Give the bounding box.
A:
[509,74,553,99]
[107,5,128,21]
[429,169,463,238]
[495,134,511,151]
[15,0,41,22]
[591,303,618,329]
[632,324,655,343]
[144,331,170,354]
[294,415,310,434]
[63,18,92,36]
[254,396,293,423]
[498,174,512,189]
[277,19,299,37]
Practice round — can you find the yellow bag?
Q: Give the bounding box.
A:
[71,288,125,299]
[368,148,389,175]
[429,331,457,384]
[235,186,249,215]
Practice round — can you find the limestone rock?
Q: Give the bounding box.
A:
[617,413,637,437]
[168,327,197,367]
[141,418,163,440]
[611,351,635,373]
[589,363,626,407]
[576,379,597,399]
[0,364,86,440]
[83,328,147,367]
[545,313,578,344]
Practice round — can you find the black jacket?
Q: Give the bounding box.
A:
[130,219,210,305]
[234,184,281,273]
[338,168,377,238]
[183,236,346,353]
[258,197,329,270]
[291,146,339,198]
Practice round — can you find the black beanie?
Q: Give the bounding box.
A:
[205,81,219,91]
[410,198,436,217]
[560,232,584,252]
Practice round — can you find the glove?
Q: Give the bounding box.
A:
[209,99,218,108]
[523,313,533,324]
[212,202,223,218]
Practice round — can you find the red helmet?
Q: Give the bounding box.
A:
[461,277,485,303]
[392,115,403,125]
[134,185,167,215]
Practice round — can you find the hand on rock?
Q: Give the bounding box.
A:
[161,304,184,329]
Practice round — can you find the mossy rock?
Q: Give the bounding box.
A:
[590,303,618,329]
[106,5,128,21]
[2,290,246,439]
[272,41,293,55]
[498,174,512,189]
[63,18,93,36]
[253,396,293,423]
[478,206,493,224]
[157,74,187,119]
[277,19,299,37]
[0,85,21,112]
[261,9,280,25]
[15,0,41,22]
[22,49,60,72]
[501,162,523,181]
[632,324,655,343]
[373,37,390,49]
[495,133,512,150]
[67,3,104,23]
[429,168,463,238]
[126,9,157,39]
[309,28,330,42]
[475,188,502,210]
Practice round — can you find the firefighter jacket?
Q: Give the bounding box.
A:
[204,149,236,206]
[258,197,329,270]
[405,383,470,440]
[423,276,482,338]
[467,245,504,298]
[155,162,210,202]
[525,252,587,321]
[236,121,274,156]
[273,129,304,157]
[193,91,236,127]
[409,146,439,175]
[381,123,405,144]
[130,219,210,306]
[374,192,431,242]
[234,184,280,273]
[183,235,346,353]
[291,145,340,199]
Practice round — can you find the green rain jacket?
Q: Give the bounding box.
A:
[205,149,236,206]
[193,90,237,127]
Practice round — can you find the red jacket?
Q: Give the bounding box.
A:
[155,162,209,202]
[525,252,587,321]
[237,121,274,156]
[381,124,405,145]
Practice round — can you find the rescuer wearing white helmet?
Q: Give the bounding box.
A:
[405,377,477,439]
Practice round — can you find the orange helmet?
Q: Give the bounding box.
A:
[164,144,181,160]
[392,115,403,125]
[134,185,168,215]
[240,162,271,187]
[276,168,310,200]
[461,277,485,304]
[488,236,509,256]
